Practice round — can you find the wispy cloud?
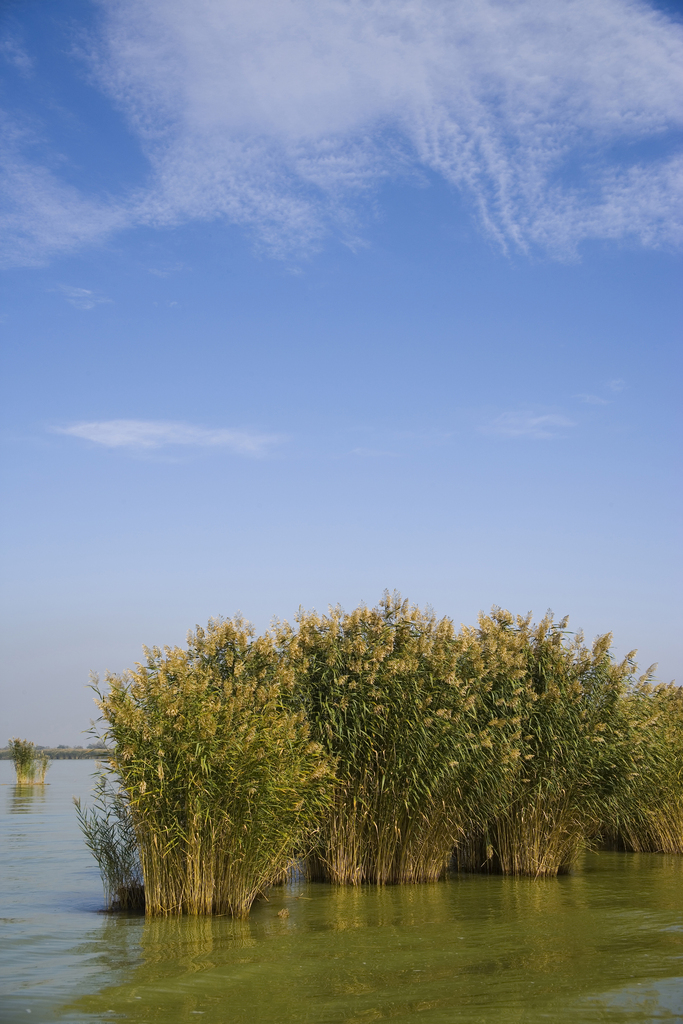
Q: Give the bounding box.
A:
[2,0,683,263]
[53,420,280,455]
[350,446,400,458]
[148,263,187,277]
[482,412,576,440]
[575,394,610,405]
[54,285,112,310]
[0,36,33,75]
[574,378,628,403]
[0,142,129,268]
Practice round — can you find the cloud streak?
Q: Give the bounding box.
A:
[0,36,33,75]
[482,412,576,440]
[55,285,112,310]
[2,0,683,263]
[53,420,280,455]
[0,140,129,268]
[575,394,610,405]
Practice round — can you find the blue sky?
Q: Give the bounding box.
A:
[1,0,681,744]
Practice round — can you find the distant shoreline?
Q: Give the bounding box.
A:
[0,747,110,760]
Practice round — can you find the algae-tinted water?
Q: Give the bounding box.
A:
[2,762,683,1024]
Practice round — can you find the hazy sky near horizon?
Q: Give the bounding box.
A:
[1,0,681,744]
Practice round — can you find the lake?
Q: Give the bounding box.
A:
[2,760,683,1023]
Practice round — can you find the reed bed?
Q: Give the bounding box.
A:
[91,617,333,917]
[277,593,518,885]
[8,737,50,784]
[80,596,682,913]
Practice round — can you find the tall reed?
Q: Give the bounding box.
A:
[93,617,333,917]
[8,738,50,784]
[454,610,646,876]
[277,593,516,885]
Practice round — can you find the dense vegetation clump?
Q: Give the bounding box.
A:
[453,611,655,875]
[8,737,50,784]
[604,682,683,854]
[92,617,333,917]
[277,594,519,884]
[79,594,682,914]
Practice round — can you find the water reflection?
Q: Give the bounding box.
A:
[9,784,47,814]
[12,763,683,1024]
[59,859,683,1024]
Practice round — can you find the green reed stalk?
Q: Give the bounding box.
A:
[92,617,333,917]
[35,752,50,784]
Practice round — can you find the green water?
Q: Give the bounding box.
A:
[2,762,683,1024]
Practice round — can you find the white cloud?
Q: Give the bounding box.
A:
[2,0,683,262]
[482,412,576,439]
[53,419,280,455]
[55,285,113,310]
[607,378,627,392]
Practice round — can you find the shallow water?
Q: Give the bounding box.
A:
[2,762,683,1024]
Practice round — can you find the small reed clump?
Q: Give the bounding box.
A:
[9,738,50,784]
[90,616,334,917]
[75,777,144,910]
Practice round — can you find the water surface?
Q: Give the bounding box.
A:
[2,761,683,1023]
